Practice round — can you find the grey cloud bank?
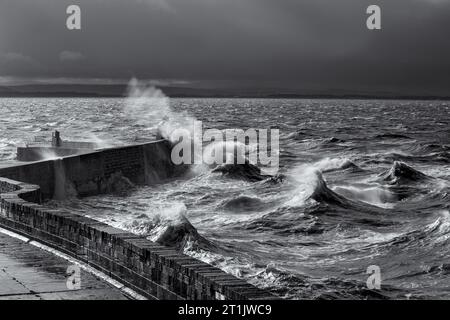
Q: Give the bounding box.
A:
[0,0,449,96]
[59,51,85,62]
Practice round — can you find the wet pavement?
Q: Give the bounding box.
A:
[0,231,130,300]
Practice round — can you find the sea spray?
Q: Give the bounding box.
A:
[284,166,323,207]
[36,148,60,161]
[124,78,199,143]
[124,79,279,174]
[53,159,78,200]
[83,132,115,149]
[124,78,206,174]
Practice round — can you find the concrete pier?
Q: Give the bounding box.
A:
[17,131,101,162]
[0,231,129,300]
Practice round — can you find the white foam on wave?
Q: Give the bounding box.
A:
[202,140,248,165]
[332,185,395,208]
[283,157,357,208]
[284,166,321,207]
[183,238,262,281]
[0,137,15,149]
[313,157,353,172]
[433,210,450,243]
[145,203,190,242]
[88,200,190,241]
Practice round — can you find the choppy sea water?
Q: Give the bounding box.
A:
[1,97,450,299]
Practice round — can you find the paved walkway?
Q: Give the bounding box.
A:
[0,231,130,300]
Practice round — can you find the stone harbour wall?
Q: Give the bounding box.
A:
[0,140,177,199]
[0,140,276,300]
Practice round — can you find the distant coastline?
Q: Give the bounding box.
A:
[1,84,449,100]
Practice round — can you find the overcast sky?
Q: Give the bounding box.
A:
[0,0,449,95]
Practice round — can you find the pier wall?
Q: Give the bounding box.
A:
[0,140,275,300]
[0,140,177,199]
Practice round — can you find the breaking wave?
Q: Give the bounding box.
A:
[312,157,361,173]
[380,161,432,185]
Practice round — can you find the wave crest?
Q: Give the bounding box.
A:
[381,161,431,185]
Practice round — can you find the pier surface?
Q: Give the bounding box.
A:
[0,231,129,300]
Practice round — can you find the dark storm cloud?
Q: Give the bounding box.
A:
[0,0,449,95]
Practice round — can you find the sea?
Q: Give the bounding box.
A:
[1,96,449,299]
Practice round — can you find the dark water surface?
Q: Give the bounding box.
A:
[1,97,449,299]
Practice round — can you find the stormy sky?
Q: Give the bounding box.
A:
[0,0,449,95]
